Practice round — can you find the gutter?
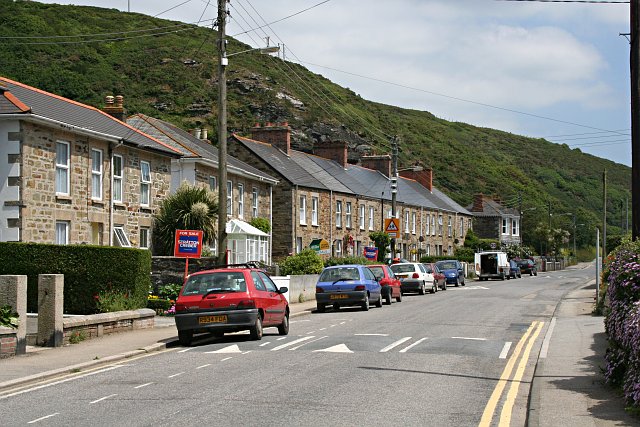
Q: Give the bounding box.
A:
[1,114,121,143]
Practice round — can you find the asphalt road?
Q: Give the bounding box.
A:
[1,264,594,427]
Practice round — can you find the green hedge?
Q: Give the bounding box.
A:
[324,256,376,267]
[0,242,151,315]
[420,254,474,264]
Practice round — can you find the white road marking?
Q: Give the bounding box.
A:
[340,321,346,325]
[196,364,211,369]
[319,328,327,331]
[178,348,193,353]
[271,336,315,351]
[452,337,487,341]
[399,337,428,353]
[314,343,353,353]
[259,342,271,347]
[540,317,557,358]
[380,337,412,353]
[242,351,252,355]
[289,319,311,323]
[330,324,337,327]
[28,413,59,424]
[134,382,154,389]
[167,372,185,379]
[205,344,242,354]
[289,336,328,350]
[277,337,288,341]
[220,357,232,362]
[90,394,117,404]
[355,333,389,336]
[306,331,316,335]
[499,342,512,359]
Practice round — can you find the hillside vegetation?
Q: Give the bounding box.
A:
[0,0,631,251]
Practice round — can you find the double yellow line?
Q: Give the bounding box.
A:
[479,321,544,427]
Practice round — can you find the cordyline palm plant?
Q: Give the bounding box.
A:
[152,182,218,255]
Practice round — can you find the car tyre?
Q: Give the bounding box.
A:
[396,292,402,303]
[178,330,193,347]
[375,293,383,308]
[277,312,289,335]
[454,278,460,287]
[362,294,370,311]
[385,290,392,305]
[419,282,426,295]
[317,303,326,313]
[441,282,447,291]
[333,303,340,311]
[430,281,436,294]
[249,314,263,340]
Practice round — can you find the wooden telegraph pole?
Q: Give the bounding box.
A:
[632,0,640,240]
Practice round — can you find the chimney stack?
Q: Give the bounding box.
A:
[400,166,433,192]
[472,194,485,212]
[314,141,348,168]
[201,128,208,140]
[103,94,125,121]
[251,122,291,155]
[360,155,392,177]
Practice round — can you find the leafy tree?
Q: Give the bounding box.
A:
[152,182,218,256]
[369,231,391,262]
[279,249,324,275]
[249,217,271,234]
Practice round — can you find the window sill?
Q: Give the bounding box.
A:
[56,195,72,202]
[91,200,105,207]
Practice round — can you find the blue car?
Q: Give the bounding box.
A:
[435,260,466,287]
[315,264,382,312]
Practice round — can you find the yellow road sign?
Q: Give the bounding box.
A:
[384,218,400,237]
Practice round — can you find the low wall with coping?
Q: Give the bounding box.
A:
[0,327,17,358]
[61,309,155,346]
[272,275,318,304]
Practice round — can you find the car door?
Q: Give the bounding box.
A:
[362,266,381,300]
[250,271,273,322]
[259,272,286,325]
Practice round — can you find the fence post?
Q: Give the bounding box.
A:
[0,275,27,354]
[37,274,64,347]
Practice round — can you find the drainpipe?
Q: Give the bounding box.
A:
[269,185,273,265]
[294,185,298,254]
[109,139,124,246]
[330,190,333,255]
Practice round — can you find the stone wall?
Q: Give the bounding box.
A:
[61,309,155,346]
[0,328,17,358]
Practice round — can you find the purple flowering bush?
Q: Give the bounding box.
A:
[604,239,640,406]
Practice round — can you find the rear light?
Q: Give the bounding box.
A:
[316,287,324,293]
[237,299,256,309]
[412,273,420,279]
[354,285,365,291]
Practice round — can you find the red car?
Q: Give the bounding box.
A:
[368,264,403,304]
[424,263,447,291]
[174,265,289,346]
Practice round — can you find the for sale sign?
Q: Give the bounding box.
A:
[174,230,204,258]
[364,246,378,260]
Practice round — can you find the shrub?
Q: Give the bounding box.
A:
[158,283,182,301]
[147,296,173,314]
[0,305,19,328]
[369,231,390,262]
[324,256,374,267]
[279,249,324,275]
[249,217,271,234]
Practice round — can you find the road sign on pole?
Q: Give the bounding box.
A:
[384,218,400,238]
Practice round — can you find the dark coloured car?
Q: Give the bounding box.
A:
[368,264,403,304]
[316,264,383,312]
[425,263,447,290]
[435,260,466,287]
[517,259,538,276]
[174,266,289,346]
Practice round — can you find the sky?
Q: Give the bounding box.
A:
[38,0,633,166]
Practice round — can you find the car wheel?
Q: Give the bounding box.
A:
[249,314,263,340]
[419,282,426,295]
[534,272,538,276]
[375,293,383,308]
[178,330,193,347]
[362,294,370,311]
[317,303,326,313]
[430,281,436,294]
[277,312,289,335]
[333,303,340,311]
[501,274,506,281]
[396,292,402,303]
[455,278,460,287]
[385,290,392,305]
[441,282,447,291]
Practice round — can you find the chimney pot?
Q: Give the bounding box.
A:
[105,95,114,105]
[114,95,123,108]
[201,128,208,140]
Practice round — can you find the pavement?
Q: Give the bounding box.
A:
[1,282,639,426]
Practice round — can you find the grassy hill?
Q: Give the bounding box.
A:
[0,0,631,251]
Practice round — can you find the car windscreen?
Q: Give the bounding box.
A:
[390,264,415,274]
[436,261,457,270]
[318,267,360,282]
[181,272,247,296]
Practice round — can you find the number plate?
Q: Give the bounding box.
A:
[330,294,349,300]
[198,315,227,324]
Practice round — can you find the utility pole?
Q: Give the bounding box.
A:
[603,169,608,258]
[573,214,577,257]
[391,136,398,259]
[216,0,228,265]
[632,0,640,240]
[547,199,551,256]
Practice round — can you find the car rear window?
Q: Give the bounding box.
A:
[368,266,384,280]
[390,264,415,274]
[424,264,433,273]
[319,267,360,282]
[436,261,457,270]
[182,272,247,295]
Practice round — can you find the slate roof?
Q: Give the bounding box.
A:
[0,77,181,157]
[467,197,518,217]
[127,114,277,183]
[234,134,470,214]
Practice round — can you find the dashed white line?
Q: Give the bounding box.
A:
[168,372,185,379]
[277,337,288,341]
[271,336,315,351]
[307,331,316,335]
[330,324,337,328]
[319,328,327,331]
[259,342,271,347]
[355,333,389,336]
[90,394,117,404]
[399,337,428,353]
[289,336,328,350]
[452,336,487,341]
[242,351,252,355]
[28,413,59,424]
[134,382,154,389]
[380,337,412,353]
[499,342,512,359]
[220,357,233,362]
[340,321,346,325]
[178,348,193,353]
[196,364,212,369]
[540,317,557,359]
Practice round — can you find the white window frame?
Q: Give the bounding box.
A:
[336,201,342,228]
[431,215,436,236]
[359,204,365,230]
[227,180,233,217]
[209,176,217,191]
[299,195,307,225]
[252,187,259,217]
[404,210,410,233]
[91,148,103,200]
[237,183,244,219]
[296,237,303,254]
[346,202,352,229]
[335,239,342,256]
[55,141,70,196]
[460,217,464,238]
[113,226,132,247]
[311,196,319,226]
[502,218,509,235]
[55,221,69,245]
[368,206,374,231]
[139,227,150,249]
[438,214,443,236]
[113,154,123,203]
[140,161,151,207]
[512,218,520,236]
[426,213,430,235]
[412,212,416,234]
[448,216,452,237]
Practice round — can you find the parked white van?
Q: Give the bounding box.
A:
[474,251,510,281]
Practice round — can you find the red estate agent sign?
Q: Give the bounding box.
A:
[174,229,204,258]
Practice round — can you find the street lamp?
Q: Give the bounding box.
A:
[215,0,279,264]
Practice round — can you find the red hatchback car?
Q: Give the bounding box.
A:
[368,264,402,304]
[424,263,447,291]
[174,266,289,346]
